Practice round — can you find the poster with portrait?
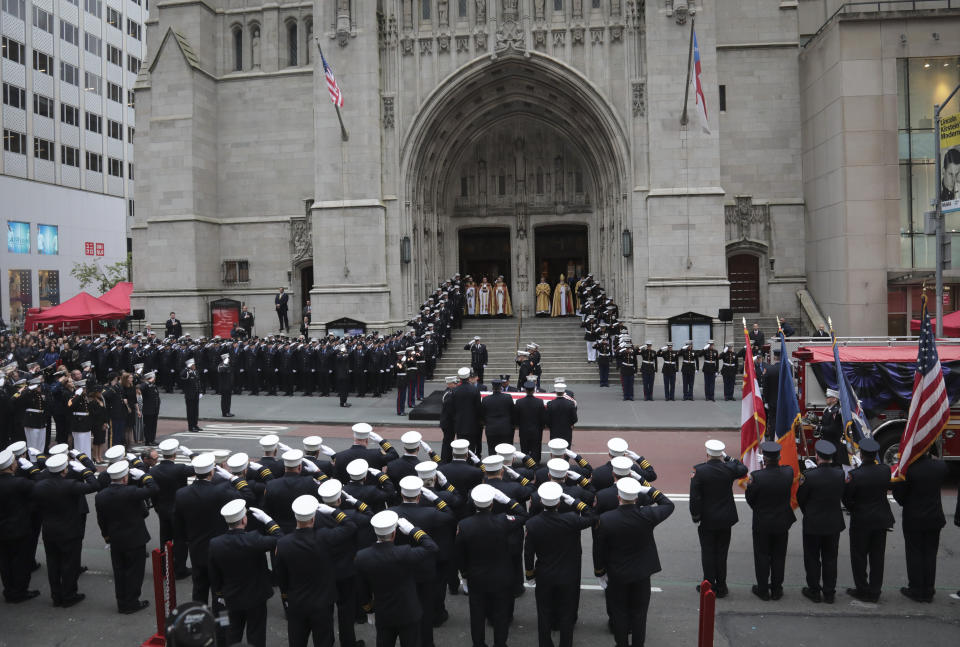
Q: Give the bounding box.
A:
[941,112,960,214]
[37,225,59,255]
[38,270,60,308]
[7,221,30,254]
[8,270,32,324]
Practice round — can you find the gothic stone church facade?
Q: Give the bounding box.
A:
[132,0,804,338]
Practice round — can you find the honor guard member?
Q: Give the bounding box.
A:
[345,459,398,512]
[545,383,578,445]
[439,376,459,461]
[719,345,738,401]
[535,439,593,484]
[658,342,679,401]
[95,459,159,613]
[275,494,358,647]
[516,381,546,462]
[334,345,352,407]
[689,440,747,598]
[438,439,483,498]
[817,389,849,465]
[257,434,284,476]
[385,431,432,485]
[594,477,674,647]
[529,458,595,515]
[745,441,796,601]
[639,341,658,401]
[32,453,100,607]
[208,500,283,647]
[617,343,636,401]
[596,337,612,387]
[355,510,439,647]
[680,341,699,401]
[181,358,201,432]
[0,448,39,603]
[700,341,719,401]
[395,352,410,416]
[796,440,846,604]
[842,437,894,603]
[218,353,235,417]
[333,423,399,482]
[150,439,195,578]
[417,462,468,604]
[456,484,528,647]
[482,379,516,454]
[892,446,948,603]
[524,481,596,647]
[302,436,335,476]
[594,457,654,515]
[591,438,657,492]
[464,337,488,386]
[451,367,484,455]
[264,449,326,534]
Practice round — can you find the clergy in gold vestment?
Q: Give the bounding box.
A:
[535,277,552,315]
[493,276,513,316]
[477,276,492,316]
[551,275,574,317]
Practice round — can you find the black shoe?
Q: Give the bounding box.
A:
[715,585,729,598]
[341,403,352,408]
[900,587,926,602]
[770,588,784,600]
[222,413,235,417]
[823,591,835,604]
[802,587,822,603]
[846,587,872,602]
[751,585,770,601]
[5,590,40,603]
[120,600,150,614]
[78,566,88,575]
[60,594,85,608]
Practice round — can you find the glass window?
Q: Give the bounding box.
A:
[32,6,53,33]
[287,22,297,67]
[84,0,101,19]
[34,137,54,161]
[108,81,123,102]
[85,151,102,172]
[233,27,243,71]
[107,7,121,29]
[61,62,79,86]
[422,0,430,20]
[2,82,26,109]
[60,21,79,46]
[2,0,25,20]
[33,94,54,118]
[33,50,53,76]
[2,36,25,64]
[3,129,26,154]
[61,144,80,166]
[84,71,102,95]
[61,103,79,126]
[84,32,102,56]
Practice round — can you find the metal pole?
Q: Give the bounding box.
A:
[935,102,944,337]
[680,17,695,127]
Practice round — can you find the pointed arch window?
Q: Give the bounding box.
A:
[232,26,242,71]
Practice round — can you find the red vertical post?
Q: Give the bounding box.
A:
[697,579,716,647]
[142,541,176,647]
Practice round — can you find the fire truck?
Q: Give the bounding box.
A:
[791,343,960,466]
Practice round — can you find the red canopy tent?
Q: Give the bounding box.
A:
[909,309,960,336]
[99,281,133,313]
[25,291,129,334]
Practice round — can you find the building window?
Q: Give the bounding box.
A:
[127,126,135,142]
[106,6,121,29]
[897,57,960,268]
[422,0,430,20]
[3,129,27,154]
[61,144,80,167]
[107,44,122,66]
[458,0,467,18]
[32,6,53,33]
[719,84,726,112]
[554,0,563,10]
[84,32,102,56]
[85,111,102,134]
[107,119,122,140]
[2,36,25,64]
[84,0,101,19]
[232,27,243,71]
[85,150,102,172]
[127,89,135,108]
[127,54,140,74]
[107,157,122,177]
[127,18,141,41]
[2,0,25,20]
[85,71,102,95]
[128,199,134,217]
[61,62,79,86]
[2,82,26,109]
[128,162,134,179]
[61,103,79,126]
[34,137,54,161]
[33,50,53,76]
[223,260,250,284]
[460,176,468,197]
[497,173,506,195]
[60,22,79,46]
[33,94,54,118]
[575,169,584,194]
[305,20,312,64]
[287,22,298,66]
[108,82,123,103]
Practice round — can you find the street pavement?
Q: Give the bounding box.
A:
[4,421,959,646]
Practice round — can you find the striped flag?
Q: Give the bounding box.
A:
[691,27,709,134]
[891,293,950,480]
[739,320,765,486]
[321,51,344,107]
[830,329,870,462]
[774,329,801,508]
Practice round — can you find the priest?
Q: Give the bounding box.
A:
[464,276,477,317]
[493,276,513,317]
[535,275,552,316]
[551,274,574,317]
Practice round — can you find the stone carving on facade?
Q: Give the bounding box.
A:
[438,34,451,52]
[625,0,644,29]
[534,0,545,21]
[438,0,449,26]
[292,217,313,262]
[665,0,695,25]
[571,27,585,46]
[252,27,261,68]
[456,35,470,52]
[495,20,525,52]
[337,0,351,47]
[401,35,415,55]
[724,195,771,248]
[610,25,624,42]
[501,0,518,21]
[420,37,433,55]
[632,82,645,117]
[475,30,488,50]
[532,29,547,49]
[476,0,486,24]
[590,27,604,44]
[552,29,565,48]
[382,96,395,129]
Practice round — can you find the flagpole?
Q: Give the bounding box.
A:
[316,40,349,142]
[680,17,695,127]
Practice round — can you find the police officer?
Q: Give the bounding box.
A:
[482,379,516,454]
[450,367,483,455]
[334,345,352,408]
[700,341,719,401]
[0,448,39,603]
[590,438,656,492]
[263,449,327,534]
[842,437,893,603]
[95,459,159,613]
[516,380,546,463]
[439,376,459,461]
[745,441,796,601]
[689,440,747,598]
[438,439,483,498]
[680,341,699,401]
[333,423,399,483]
[797,440,845,604]
[218,353,235,417]
[817,389,849,465]
[545,383,578,445]
[658,342,679,401]
[719,345,738,401]
[181,358,201,432]
[151,439,195,579]
[464,337,488,386]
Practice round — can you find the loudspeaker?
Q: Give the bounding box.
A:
[718,308,733,322]
[131,309,146,320]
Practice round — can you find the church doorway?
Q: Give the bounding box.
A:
[459,227,511,287]
[300,265,313,320]
[727,253,760,312]
[534,225,588,284]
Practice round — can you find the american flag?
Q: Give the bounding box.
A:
[891,293,950,480]
[321,51,344,107]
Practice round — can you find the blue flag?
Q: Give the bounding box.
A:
[830,332,870,449]
[774,331,801,440]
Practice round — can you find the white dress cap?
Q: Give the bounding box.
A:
[482,455,504,472]
[292,495,320,522]
[317,479,343,504]
[227,453,249,473]
[457,367,471,379]
[192,453,216,474]
[450,439,470,454]
[547,438,569,455]
[495,444,516,461]
[347,458,369,479]
[48,443,69,456]
[303,436,323,451]
[0,449,13,470]
[554,383,567,392]
[399,475,424,498]
[104,445,126,462]
[607,438,628,456]
[282,449,305,468]
[547,458,570,479]
[220,499,247,524]
[213,449,231,464]
[7,441,26,456]
[352,423,373,439]
[159,438,180,455]
[616,477,642,501]
[415,461,437,479]
[611,456,634,476]
[45,454,69,473]
[107,460,130,480]
[471,483,496,508]
[259,434,280,450]
[370,510,399,536]
[537,481,563,507]
[705,439,726,457]
[401,431,422,449]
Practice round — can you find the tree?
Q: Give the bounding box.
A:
[71,254,132,294]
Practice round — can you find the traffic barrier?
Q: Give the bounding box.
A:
[697,579,716,647]
[142,541,177,647]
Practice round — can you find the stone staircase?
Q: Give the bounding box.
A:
[434,316,600,384]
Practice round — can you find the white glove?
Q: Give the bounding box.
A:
[560,493,575,506]
[126,452,137,461]
[366,613,375,625]
[248,507,272,525]
[804,458,817,469]
[249,461,263,470]
[341,492,359,507]
[503,466,520,480]
[566,470,582,481]
[564,449,577,459]
[492,489,510,505]
[459,578,469,594]
[637,483,653,496]
[129,468,145,480]
[321,445,336,457]
[69,460,86,473]
[527,578,536,587]
[301,459,319,473]
[598,574,609,590]
[397,517,414,535]
[18,458,33,470]
[420,488,438,502]
[368,431,383,443]
[178,446,194,458]
[74,388,83,396]
[625,449,640,461]
[368,468,382,478]
[436,471,448,487]
[27,447,40,459]
[277,442,293,453]
[68,449,80,458]
[317,503,335,515]
[214,466,234,481]
[467,450,481,464]
[420,440,432,453]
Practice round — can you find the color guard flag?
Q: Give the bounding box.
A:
[774,329,801,508]
[321,50,344,107]
[830,329,870,463]
[691,27,710,134]
[739,319,765,486]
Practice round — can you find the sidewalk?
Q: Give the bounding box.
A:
[157,381,742,429]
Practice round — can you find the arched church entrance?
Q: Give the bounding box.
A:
[535,224,589,285]
[458,227,511,288]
